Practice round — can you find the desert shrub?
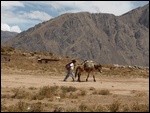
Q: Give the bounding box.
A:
[130,102,149,112]
[79,89,87,96]
[65,107,77,112]
[78,103,88,112]
[59,92,67,98]
[6,101,29,112]
[59,86,77,99]
[65,104,107,112]
[37,85,59,99]
[64,101,149,112]
[60,86,77,93]
[135,91,147,97]
[28,87,37,90]
[5,101,44,112]
[30,94,44,100]
[53,106,65,112]
[92,90,98,94]
[87,104,107,112]
[94,104,107,112]
[1,104,7,111]
[107,99,121,112]
[89,87,95,90]
[69,92,78,99]
[130,90,148,97]
[98,89,111,95]
[1,94,11,98]
[29,102,43,112]
[121,104,130,112]
[12,87,31,99]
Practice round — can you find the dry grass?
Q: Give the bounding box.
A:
[11,87,31,99]
[92,89,111,95]
[1,85,149,112]
[2,100,149,112]
[2,101,44,112]
[64,100,149,112]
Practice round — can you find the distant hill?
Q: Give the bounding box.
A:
[1,30,18,45]
[4,4,149,66]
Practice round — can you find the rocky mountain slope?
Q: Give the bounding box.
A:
[4,4,149,66]
[1,30,18,45]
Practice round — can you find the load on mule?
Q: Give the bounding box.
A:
[75,60,102,82]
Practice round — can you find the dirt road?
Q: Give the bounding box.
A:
[1,71,149,96]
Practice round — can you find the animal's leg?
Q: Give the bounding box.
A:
[93,74,96,82]
[86,73,90,81]
[78,73,81,82]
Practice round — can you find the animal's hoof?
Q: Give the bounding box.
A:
[94,80,96,82]
[77,80,81,82]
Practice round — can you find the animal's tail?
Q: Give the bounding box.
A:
[75,66,79,78]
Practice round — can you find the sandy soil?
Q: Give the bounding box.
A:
[2,68,149,96]
[2,71,149,92]
[1,69,149,112]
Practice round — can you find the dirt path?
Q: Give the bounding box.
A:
[1,72,149,96]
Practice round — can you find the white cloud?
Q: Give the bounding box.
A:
[1,23,10,31]
[1,1,148,31]
[1,23,21,33]
[10,26,21,33]
[51,1,133,16]
[1,1,24,7]
[26,11,52,21]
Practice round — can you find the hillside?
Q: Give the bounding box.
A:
[4,4,149,67]
[1,30,18,45]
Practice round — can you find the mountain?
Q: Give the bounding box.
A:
[4,4,149,67]
[1,30,18,45]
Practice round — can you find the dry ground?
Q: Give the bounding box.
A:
[1,46,149,112]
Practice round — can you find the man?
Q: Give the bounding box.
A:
[63,60,76,82]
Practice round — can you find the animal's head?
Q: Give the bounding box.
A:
[95,64,102,73]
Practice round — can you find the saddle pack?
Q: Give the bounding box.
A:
[84,60,94,69]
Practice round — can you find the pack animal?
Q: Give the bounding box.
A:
[75,60,102,82]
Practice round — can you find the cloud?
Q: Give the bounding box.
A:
[50,1,133,16]
[25,11,52,21]
[10,26,21,33]
[1,23,21,33]
[48,1,148,16]
[1,23,10,31]
[19,1,134,15]
[1,1,24,8]
[1,1,148,32]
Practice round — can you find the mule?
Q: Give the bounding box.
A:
[75,60,102,82]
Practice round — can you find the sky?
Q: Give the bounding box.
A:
[1,1,149,33]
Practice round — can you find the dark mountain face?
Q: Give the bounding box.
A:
[4,4,149,67]
[1,31,18,45]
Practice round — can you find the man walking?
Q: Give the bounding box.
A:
[63,60,76,82]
